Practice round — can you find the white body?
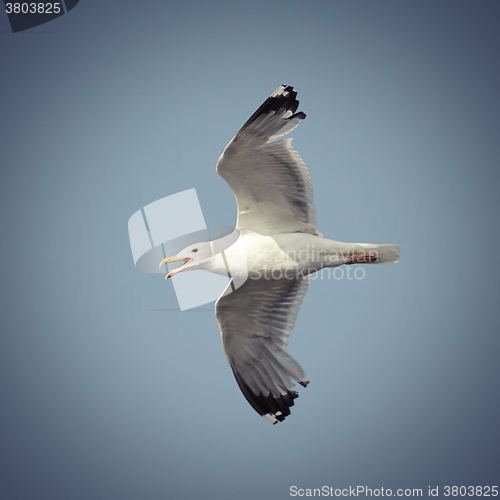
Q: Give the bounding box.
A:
[195,229,399,280]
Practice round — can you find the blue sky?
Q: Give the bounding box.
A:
[1,1,499,499]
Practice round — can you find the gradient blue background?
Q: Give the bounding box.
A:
[1,1,499,499]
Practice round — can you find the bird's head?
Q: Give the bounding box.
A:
[158,241,213,279]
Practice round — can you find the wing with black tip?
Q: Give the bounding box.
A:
[215,276,310,423]
[217,85,320,236]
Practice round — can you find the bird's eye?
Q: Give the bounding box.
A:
[192,249,198,253]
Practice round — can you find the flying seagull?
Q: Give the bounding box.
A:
[159,85,399,424]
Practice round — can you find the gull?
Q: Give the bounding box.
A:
[159,85,399,424]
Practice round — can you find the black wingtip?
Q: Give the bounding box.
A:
[290,111,306,120]
[231,368,300,423]
[239,85,302,132]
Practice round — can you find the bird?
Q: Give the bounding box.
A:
[159,85,400,424]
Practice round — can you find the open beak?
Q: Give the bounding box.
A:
[159,256,194,279]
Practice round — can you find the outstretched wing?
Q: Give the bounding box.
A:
[215,276,310,423]
[216,85,320,236]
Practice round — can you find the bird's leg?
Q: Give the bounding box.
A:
[345,251,377,264]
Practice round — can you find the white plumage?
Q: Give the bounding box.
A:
[160,85,399,423]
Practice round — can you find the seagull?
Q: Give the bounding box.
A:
[159,85,399,424]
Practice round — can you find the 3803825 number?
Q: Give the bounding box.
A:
[443,485,498,496]
[5,3,62,14]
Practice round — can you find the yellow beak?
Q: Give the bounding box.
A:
[158,256,194,279]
